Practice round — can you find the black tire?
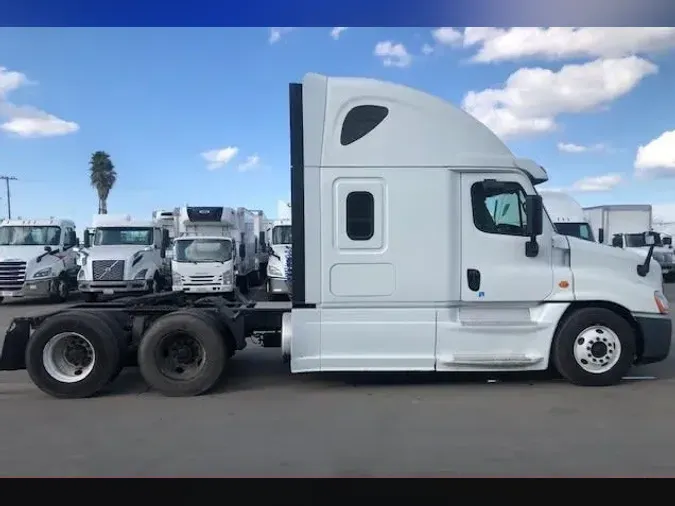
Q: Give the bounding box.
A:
[25,310,124,398]
[137,310,229,397]
[249,269,261,286]
[48,274,70,303]
[93,310,129,383]
[552,307,636,387]
[238,274,250,295]
[83,292,98,303]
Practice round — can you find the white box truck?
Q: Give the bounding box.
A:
[171,206,239,297]
[76,214,171,302]
[0,218,79,303]
[1,73,670,399]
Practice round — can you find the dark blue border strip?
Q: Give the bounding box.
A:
[2,0,675,27]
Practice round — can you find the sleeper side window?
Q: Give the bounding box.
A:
[346,191,374,241]
[340,105,389,146]
[471,181,528,236]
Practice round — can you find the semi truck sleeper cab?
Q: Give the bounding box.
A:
[0,73,670,399]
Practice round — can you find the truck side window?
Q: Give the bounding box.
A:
[346,191,374,241]
[340,105,389,146]
[471,181,528,236]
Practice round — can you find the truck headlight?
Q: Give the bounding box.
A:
[172,271,182,284]
[655,291,670,314]
[33,267,53,279]
[221,269,232,284]
[134,269,148,280]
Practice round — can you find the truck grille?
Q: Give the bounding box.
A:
[185,275,222,285]
[92,260,125,281]
[0,261,26,291]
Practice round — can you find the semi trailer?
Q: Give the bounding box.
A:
[0,73,670,400]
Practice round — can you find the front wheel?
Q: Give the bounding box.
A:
[49,275,70,303]
[552,307,636,387]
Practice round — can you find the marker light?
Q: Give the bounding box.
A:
[654,291,669,315]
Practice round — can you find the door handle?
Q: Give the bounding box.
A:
[467,269,481,292]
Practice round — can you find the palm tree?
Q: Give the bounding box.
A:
[89,151,117,214]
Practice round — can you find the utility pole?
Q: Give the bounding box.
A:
[0,176,17,219]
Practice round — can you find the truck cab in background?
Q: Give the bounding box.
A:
[171,206,239,297]
[152,208,179,261]
[0,218,79,303]
[540,190,595,242]
[611,231,675,280]
[266,218,292,299]
[76,214,170,302]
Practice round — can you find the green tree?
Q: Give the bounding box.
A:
[89,151,117,214]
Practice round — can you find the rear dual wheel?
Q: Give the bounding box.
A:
[26,310,128,398]
[137,310,231,397]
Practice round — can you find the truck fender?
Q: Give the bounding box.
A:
[0,318,31,370]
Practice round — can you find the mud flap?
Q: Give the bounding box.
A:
[0,318,31,370]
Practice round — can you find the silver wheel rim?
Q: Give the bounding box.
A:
[573,325,621,374]
[42,332,96,383]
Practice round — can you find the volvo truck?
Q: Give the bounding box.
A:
[540,191,595,242]
[0,73,670,400]
[0,218,79,303]
[76,214,171,302]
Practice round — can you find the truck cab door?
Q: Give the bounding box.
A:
[460,173,554,302]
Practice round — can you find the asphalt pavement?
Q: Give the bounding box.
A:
[0,285,674,477]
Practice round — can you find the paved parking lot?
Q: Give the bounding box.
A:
[0,286,674,477]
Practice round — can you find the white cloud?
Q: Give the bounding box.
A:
[0,67,29,97]
[330,27,348,40]
[421,43,434,55]
[1,114,78,138]
[374,41,412,68]
[0,67,79,138]
[557,142,610,154]
[462,27,675,63]
[634,130,675,177]
[432,27,462,45]
[201,146,239,170]
[269,27,294,44]
[462,56,657,140]
[237,154,260,172]
[571,173,623,192]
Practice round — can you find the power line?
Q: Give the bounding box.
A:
[0,176,17,219]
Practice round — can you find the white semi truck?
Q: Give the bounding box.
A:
[540,191,595,242]
[585,204,674,278]
[76,214,171,302]
[265,217,292,299]
[0,73,670,400]
[235,207,260,287]
[250,210,269,281]
[0,218,79,303]
[171,206,239,297]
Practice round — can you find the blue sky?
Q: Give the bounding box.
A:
[0,27,674,230]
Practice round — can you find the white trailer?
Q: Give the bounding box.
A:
[76,214,171,302]
[540,191,594,242]
[1,73,671,400]
[0,218,79,303]
[234,207,259,286]
[171,206,239,297]
[250,210,269,280]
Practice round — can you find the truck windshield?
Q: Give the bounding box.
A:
[174,238,233,263]
[0,226,61,246]
[625,233,648,247]
[554,222,595,242]
[94,227,153,246]
[272,225,292,244]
